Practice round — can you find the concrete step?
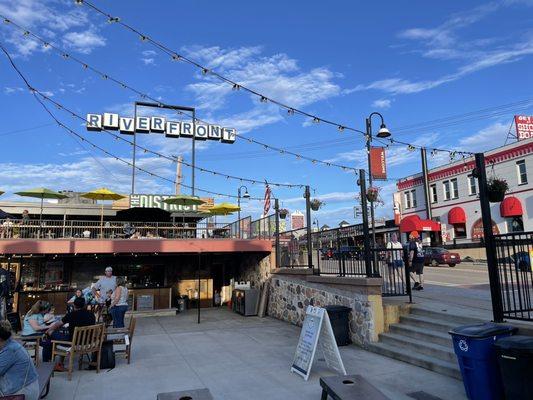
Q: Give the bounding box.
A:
[410,307,485,326]
[400,314,458,332]
[389,323,452,347]
[379,331,456,364]
[367,342,462,380]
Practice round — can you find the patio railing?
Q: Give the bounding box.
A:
[0,218,259,240]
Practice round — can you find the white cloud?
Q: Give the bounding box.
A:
[0,156,172,197]
[62,30,106,54]
[0,0,104,56]
[184,46,342,116]
[458,121,509,151]
[4,87,24,94]
[141,58,155,66]
[142,50,156,57]
[350,2,533,95]
[371,99,392,109]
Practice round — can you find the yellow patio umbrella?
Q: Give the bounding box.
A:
[81,188,126,237]
[208,202,241,216]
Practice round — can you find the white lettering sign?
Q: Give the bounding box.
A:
[86,113,236,144]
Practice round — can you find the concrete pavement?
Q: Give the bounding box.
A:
[47,308,467,400]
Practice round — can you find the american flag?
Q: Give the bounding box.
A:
[263,184,271,215]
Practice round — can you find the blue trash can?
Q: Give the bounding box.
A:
[449,323,517,400]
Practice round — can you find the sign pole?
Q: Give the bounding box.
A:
[274,198,281,268]
[475,153,504,322]
[192,109,196,196]
[132,102,138,195]
[304,186,313,269]
[359,169,372,277]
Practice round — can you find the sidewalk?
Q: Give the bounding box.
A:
[48,308,467,400]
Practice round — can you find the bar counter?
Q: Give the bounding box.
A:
[17,286,172,315]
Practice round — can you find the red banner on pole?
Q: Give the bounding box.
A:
[515,115,533,141]
[370,147,387,180]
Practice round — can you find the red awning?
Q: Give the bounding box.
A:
[400,215,441,233]
[500,196,523,217]
[448,207,466,224]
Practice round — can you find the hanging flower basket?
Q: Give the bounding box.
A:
[487,178,508,203]
[310,199,323,211]
[278,208,289,219]
[366,187,379,202]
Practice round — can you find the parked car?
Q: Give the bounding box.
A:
[423,247,461,267]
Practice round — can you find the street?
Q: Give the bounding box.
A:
[411,263,493,320]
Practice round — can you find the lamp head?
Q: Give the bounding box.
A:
[376,123,391,138]
[242,190,250,199]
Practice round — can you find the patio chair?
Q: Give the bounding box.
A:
[107,316,136,364]
[51,323,105,380]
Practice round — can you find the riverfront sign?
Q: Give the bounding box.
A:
[86,112,236,144]
[129,194,214,212]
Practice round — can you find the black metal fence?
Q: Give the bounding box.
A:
[494,231,533,321]
[315,247,411,299]
[250,214,276,239]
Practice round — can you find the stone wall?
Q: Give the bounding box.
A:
[236,252,273,288]
[267,275,380,347]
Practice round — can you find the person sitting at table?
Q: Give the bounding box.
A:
[43,305,59,325]
[67,289,83,305]
[110,277,128,328]
[0,320,39,399]
[44,297,96,371]
[21,300,50,338]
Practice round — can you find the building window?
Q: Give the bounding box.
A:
[404,191,412,209]
[430,184,437,203]
[451,178,459,199]
[443,181,451,201]
[517,160,527,185]
[507,216,524,233]
[468,175,477,196]
[411,190,417,208]
[454,224,467,238]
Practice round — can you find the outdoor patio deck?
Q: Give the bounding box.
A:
[47,308,467,400]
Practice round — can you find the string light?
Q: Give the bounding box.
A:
[260,96,268,103]
[3,16,472,167]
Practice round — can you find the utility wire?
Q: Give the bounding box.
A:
[0,43,271,201]
[69,3,473,156]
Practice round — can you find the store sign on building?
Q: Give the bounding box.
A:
[130,194,212,212]
[86,113,236,144]
[370,147,387,180]
[471,218,500,239]
[515,115,533,141]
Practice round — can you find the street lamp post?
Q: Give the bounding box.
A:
[237,185,249,238]
[365,112,391,249]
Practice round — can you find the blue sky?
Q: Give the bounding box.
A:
[1,0,533,226]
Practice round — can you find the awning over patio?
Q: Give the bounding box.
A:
[448,207,466,224]
[500,196,523,217]
[400,215,441,233]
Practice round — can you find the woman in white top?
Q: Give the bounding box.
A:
[385,233,405,288]
[110,277,129,328]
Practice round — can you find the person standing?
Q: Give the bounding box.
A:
[408,231,425,290]
[386,233,405,289]
[21,210,30,238]
[0,321,39,399]
[110,278,128,328]
[92,267,117,305]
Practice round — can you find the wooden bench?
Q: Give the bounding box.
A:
[157,388,214,400]
[319,375,390,400]
[37,362,54,399]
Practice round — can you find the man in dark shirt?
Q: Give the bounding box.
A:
[44,297,96,371]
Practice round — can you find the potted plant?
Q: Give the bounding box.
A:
[310,199,323,211]
[487,177,508,202]
[366,187,379,202]
[278,208,289,219]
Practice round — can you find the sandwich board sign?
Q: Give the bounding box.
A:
[291,306,347,380]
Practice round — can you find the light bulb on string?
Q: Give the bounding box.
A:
[232,83,240,91]
[260,96,268,103]
[338,125,345,132]
[140,35,148,41]
[202,68,209,75]
[287,108,295,116]
[171,54,180,61]
[312,117,320,124]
